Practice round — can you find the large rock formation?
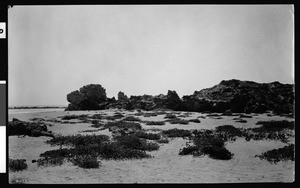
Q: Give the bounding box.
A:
[189,79,294,114]
[65,80,294,114]
[66,84,107,110]
[128,95,158,111]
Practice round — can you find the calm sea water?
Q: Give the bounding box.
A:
[9,108,65,115]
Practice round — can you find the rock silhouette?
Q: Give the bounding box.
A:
[118,91,129,102]
[66,84,107,110]
[65,79,294,114]
[190,80,294,114]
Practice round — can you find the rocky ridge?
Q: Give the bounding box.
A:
[65,79,294,114]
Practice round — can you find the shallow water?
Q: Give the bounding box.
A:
[9,108,65,115]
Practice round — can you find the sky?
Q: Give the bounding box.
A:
[8,5,294,106]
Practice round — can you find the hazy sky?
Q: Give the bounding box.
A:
[8,5,294,106]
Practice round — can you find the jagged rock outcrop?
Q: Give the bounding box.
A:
[166,90,183,111]
[153,94,168,109]
[118,91,129,102]
[65,80,294,114]
[107,97,117,103]
[181,96,216,112]
[129,95,157,111]
[9,118,55,138]
[190,79,294,114]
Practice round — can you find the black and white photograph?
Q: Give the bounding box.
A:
[7,5,294,183]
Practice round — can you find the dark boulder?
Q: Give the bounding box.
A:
[166,90,183,111]
[79,84,107,102]
[125,101,134,110]
[153,94,168,108]
[118,91,129,102]
[66,84,107,111]
[128,95,157,111]
[181,96,215,112]
[66,103,78,111]
[9,118,55,138]
[107,97,117,103]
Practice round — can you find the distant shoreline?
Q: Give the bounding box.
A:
[9,106,66,109]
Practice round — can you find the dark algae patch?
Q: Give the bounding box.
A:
[255,144,294,163]
[9,159,28,172]
[179,130,234,160]
[162,128,192,138]
[39,133,158,168]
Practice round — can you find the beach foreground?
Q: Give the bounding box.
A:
[8,108,294,183]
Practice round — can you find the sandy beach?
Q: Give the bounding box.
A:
[8,108,294,184]
[7,4,295,185]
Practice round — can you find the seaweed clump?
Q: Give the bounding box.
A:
[145,121,165,126]
[162,128,192,138]
[215,125,243,141]
[255,144,294,163]
[179,130,234,160]
[167,118,189,125]
[39,133,158,168]
[9,159,28,172]
[245,120,294,142]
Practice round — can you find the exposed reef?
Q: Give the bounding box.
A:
[8,118,55,138]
